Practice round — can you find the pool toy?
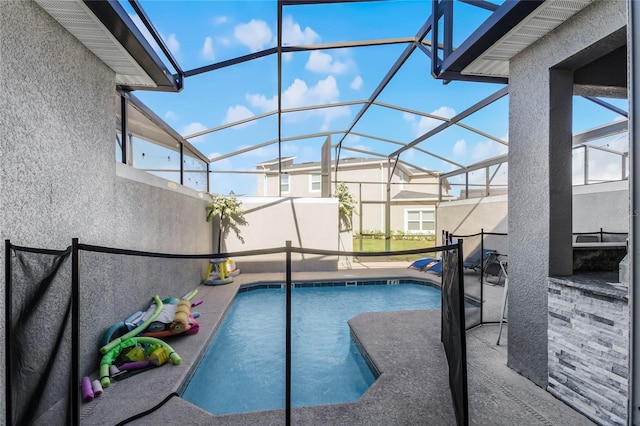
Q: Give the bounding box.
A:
[100,290,201,349]
[81,376,94,402]
[141,292,200,338]
[124,345,145,362]
[92,380,103,397]
[100,295,163,354]
[204,258,234,285]
[148,346,169,366]
[100,336,181,388]
[170,299,191,334]
[109,365,120,376]
[226,259,241,277]
[119,360,150,371]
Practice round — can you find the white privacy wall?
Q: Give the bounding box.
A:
[219,197,341,272]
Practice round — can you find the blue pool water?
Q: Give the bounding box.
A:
[183,283,441,415]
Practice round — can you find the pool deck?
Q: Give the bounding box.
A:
[78,263,596,426]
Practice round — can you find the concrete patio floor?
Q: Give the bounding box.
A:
[76,262,595,426]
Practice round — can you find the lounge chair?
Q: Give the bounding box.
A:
[484,252,506,284]
[463,248,496,271]
[408,257,441,273]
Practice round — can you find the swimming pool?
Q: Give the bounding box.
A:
[183,281,441,415]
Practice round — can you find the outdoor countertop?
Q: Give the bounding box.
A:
[549,272,628,301]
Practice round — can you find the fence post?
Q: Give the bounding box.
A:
[600,227,604,242]
[5,240,12,426]
[480,229,484,324]
[457,238,469,426]
[71,239,80,426]
[285,240,292,426]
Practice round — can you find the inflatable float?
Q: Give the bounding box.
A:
[204,258,238,285]
[100,290,200,349]
[99,336,181,388]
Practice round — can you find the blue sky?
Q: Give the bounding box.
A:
[125,1,628,195]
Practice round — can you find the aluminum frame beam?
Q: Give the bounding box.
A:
[390,85,509,157]
[184,38,419,77]
[572,120,629,145]
[184,100,367,139]
[584,96,628,118]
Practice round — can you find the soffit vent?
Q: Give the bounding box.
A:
[463,0,593,78]
[35,0,156,88]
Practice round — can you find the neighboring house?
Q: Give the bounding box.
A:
[256,156,453,235]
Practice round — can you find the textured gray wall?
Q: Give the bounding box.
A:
[0,2,211,422]
[508,0,627,387]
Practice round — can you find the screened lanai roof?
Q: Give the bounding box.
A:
[37,0,629,196]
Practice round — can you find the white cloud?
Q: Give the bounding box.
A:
[235,145,280,159]
[345,134,361,144]
[282,15,319,45]
[413,106,456,137]
[306,51,351,74]
[217,37,231,46]
[403,149,416,160]
[214,16,228,25]
[164,33,180,53]
[223,105,255,128]
[249,75,339,111]
[181,122,209,142]
[164,111,177,122]
[402,112,415,122]
[247,75,349,129]
[202,36,215,60]
[453,139,466,156]
[208,152,233,169]
[234,20,272,52]
[246,92,277,111]
[319,105,350,131]
[350,76,363,90]
[471,140,508,161]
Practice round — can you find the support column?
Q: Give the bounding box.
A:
[629,1,640,421]
[508,64,573,387]
[548,69,574,276]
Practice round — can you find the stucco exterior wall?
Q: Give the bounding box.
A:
[508,0,627,387]
[0,2,211,422]
[436,195,508,257]
[573,180,629,233]
[436,181,630,258]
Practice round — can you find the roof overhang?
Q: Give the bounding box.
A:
[438,0,594,82]
[35,0,181,92]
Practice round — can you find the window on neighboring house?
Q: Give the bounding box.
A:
[280,174,290,193]
[310,173,321,192]
[406,209,435,233]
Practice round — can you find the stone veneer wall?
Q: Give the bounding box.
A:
[548,278,628,425]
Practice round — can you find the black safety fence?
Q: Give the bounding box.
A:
[444,229,508,328]
[5,241,74,426]
[6,239,468,426]
[441,239,468,426]
[445,228,628,329]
